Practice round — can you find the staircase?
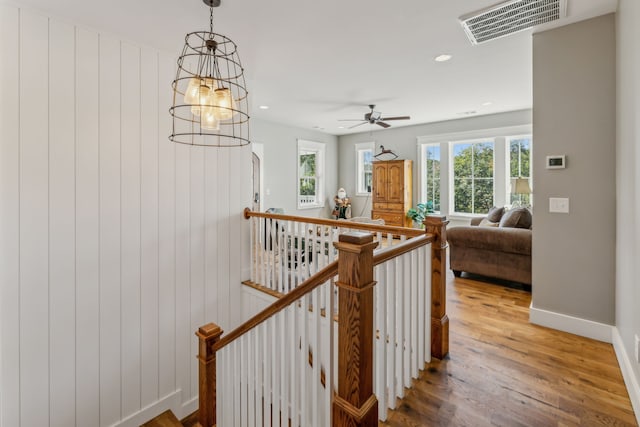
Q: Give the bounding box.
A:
[140,409,190,427]
[194,211,449,426]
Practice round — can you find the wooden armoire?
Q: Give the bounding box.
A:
[371,159,412,228]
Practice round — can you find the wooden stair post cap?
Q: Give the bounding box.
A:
[197,322,222,338]
[338,232,374,245]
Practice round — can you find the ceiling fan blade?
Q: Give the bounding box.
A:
[380,116,410,121]
[376,121,391,128]
[348,121,367,129]
[338,119,366,121]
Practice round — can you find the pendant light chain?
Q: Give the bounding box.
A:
[209,7,214,35]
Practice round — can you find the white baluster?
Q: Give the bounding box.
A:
[234,342,241,425]
[216,350,222,426]
[289,304,298,427]
[386,258,396,409]
[280,305,288,425]
[375,263,388,421]
[324,279,334,426]
[241,334,248,427]
[272,315,280,426]
[395,255,405,398]
[264,322,272,427]
[296,221,303,288]
[300,294,308,425]
[248,330,256,426]
[425,244,432,362]
[410,249,419,378]
[255,326,263,426]
[403,252,411,387]
[311,287,320,427]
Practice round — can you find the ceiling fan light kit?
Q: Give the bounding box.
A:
[169,0,250,147]
[338,104,410,130]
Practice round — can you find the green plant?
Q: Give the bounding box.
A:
[406,201,434,227]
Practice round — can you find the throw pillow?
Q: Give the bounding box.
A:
[499,207,532,229]
[479,218,499,227]
[486,206,505,223]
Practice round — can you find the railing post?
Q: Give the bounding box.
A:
[196,323,223,427]
[425,215,449,359]
[333,232,379,427]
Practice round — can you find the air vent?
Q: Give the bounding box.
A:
[460,0,567,45]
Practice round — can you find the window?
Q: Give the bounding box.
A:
[297,139,325,209]
[421,144,441,212]
[452,140,494,215]
[509,136,531,206]
[355,142,374,195]
[418,127,532,217]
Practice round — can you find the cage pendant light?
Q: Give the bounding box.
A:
[170,0,250,147]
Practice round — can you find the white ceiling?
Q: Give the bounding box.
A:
[10,0,617,135]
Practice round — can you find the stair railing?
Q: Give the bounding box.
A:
[197,215,448,426]
[243,208,424,295]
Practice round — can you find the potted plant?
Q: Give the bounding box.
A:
[406,201,434,228]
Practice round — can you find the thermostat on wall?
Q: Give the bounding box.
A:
[546,155,566,169]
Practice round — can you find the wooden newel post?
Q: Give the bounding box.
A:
[333,232,379,427]
[425,215,449,359]
[196,322,223,427]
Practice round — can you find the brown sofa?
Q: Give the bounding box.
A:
[447,213,532,285]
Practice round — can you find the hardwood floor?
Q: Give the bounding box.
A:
[383,272,638,427]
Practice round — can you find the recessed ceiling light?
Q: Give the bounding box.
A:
[338,126,345,129]
[434,54,452,62]
[312,125,324,130]
[482,101,493,106]
[258,105,269,110]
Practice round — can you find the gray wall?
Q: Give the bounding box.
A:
[337,110,532,224]
[616,0,640,402]
[532,14,616,324]
[251,118,339,217]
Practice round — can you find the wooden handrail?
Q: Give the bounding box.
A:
[214,259,339,352]
[244,207,424,238]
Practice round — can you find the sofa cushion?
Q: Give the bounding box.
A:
[499,207,532,229]
[479,218,499,227]
[486,206,505,223]
[448,226,531,256]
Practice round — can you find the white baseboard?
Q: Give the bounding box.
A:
[112,390,181,427]
[529,304,613,343]
[612,328,640,425]
[177,396,199,420]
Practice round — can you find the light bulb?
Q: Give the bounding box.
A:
[184,77,201,105]
[200,107,220,131]
[191,83,213,116]
[212,87,236,121]
[186,77,216,116]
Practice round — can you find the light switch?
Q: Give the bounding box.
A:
[549,197,569,213]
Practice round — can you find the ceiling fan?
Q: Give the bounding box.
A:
[339,104,410,129]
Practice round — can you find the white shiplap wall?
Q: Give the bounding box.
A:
[0,5,251,426]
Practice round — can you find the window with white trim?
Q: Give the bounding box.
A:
[297,139,325,209]
[509,136,532,206]
[419,129,532,217]
[420,143,441,212]
[452,139,495,215]
[355,142,374,195]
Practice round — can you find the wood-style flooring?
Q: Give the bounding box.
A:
[383,273,638,426]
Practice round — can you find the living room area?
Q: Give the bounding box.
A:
[2,0,639,426]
